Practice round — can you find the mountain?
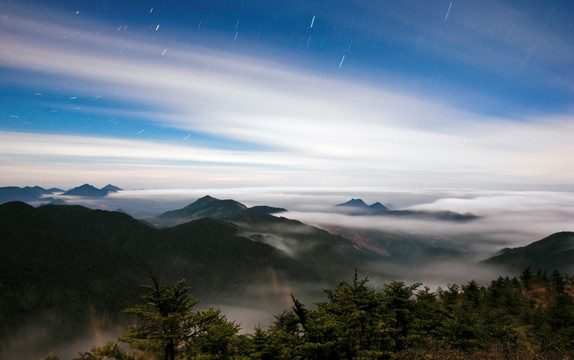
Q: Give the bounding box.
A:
[335,198,389,215]
[335,198,477,221]
[336,198,370,208]
[102,184,122,192]
[0,200,377,357]
[369,202,389,212]
[0,185,63,204]
[0,186,42,204]
[152,195,286,226]
[323,225,469,261]
[23,185,53,195]
[63,183,112,197]
[244,205,287,215]
[2,197,571,358]
[231,212,382,280]
[482,232,574,274]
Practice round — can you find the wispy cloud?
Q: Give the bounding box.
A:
[1,6,573,189]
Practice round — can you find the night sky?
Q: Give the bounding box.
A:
[1,0,573,190]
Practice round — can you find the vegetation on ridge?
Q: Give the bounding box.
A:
[43,269,574,360]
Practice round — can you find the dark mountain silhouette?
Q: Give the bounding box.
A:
[0,200,374,355]
[23,186,52,195]
[102,184,122,192]
[1,198,571,358]
[63,183,113,197]
[152,195,286,226]
[0,186,41,203]
[231,212,381,279]
[47,187,65,193]
[0,185,63,204]
[482,232,574,274]
[335,198,478,221]
[369,201,389,212]
[336,198,369,208]
[244,205,287,215]
[336,199,388,213]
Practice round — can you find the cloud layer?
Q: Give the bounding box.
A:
[1,4,573,190]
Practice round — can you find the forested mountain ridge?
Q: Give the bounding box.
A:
[0,201,378,358]
[151,195,287,226]
[42,271,574,360]
[482,231,574,274]
[1,199,573,359]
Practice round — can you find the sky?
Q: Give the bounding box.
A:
[1,0,574,192]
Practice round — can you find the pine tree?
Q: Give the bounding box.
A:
[119,275,199,360]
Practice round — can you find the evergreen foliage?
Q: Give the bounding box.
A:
[61,270,573,360]
[117,275,241,360]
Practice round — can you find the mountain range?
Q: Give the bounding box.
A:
[62,183,122,197]
[0,184,122,204]
[335,198,478,221]
[1,191,572,358]
[0,185,63,204]
[150,195,286,226]
[482,232,574,274]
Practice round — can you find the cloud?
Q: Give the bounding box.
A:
[284,189,574,255]
[1,6,574,190]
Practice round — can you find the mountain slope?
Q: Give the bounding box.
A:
[0,186,40,204]
[230,212,382,280]
[63,183,110,196]
[157,218,315,293]
[102,184,122,192]
[482,232,574,274]
[336,198,370,208]
[0,200,358,356]
[153,195,286,226]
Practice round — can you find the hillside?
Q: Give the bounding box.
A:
[62,183,119,197]
[152,195,286,226]
[231,212,381,280]
[0,186,61,204]
[482,231,574,274]
[0,201,372,357]
[1,199,572,359]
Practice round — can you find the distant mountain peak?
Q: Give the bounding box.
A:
[153,195,285,226]
[195,195,218,204]
[63,184,109,197]
[102,184,122,192]
[482,231,574,274]
[78,183,96,189]
[336,198,369,208]
[369,202,388,211]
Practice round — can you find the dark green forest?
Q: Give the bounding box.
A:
[43,269,573,360]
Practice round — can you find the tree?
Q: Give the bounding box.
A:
[380,281,421,350]
[119,275,199,360]
[187,308,241,359]
[520,266,533,290]
[74,342,141,360]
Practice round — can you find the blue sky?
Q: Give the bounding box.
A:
[1,0,573,190]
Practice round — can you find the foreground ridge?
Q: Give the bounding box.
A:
[63,270,574,360]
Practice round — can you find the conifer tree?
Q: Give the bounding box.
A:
[119,275,199,360]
